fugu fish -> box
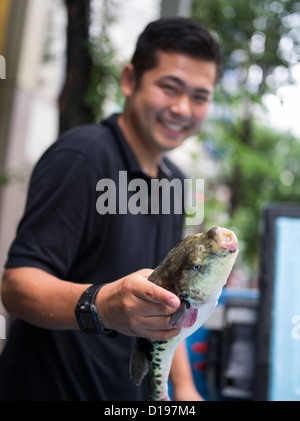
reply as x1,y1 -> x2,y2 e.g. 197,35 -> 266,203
129,226 -> 239,401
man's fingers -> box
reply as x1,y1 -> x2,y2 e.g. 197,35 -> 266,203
145,327 -> 181,342
140,269 -> 153,280
98,269 -> 182,339
131,271 -> 181,310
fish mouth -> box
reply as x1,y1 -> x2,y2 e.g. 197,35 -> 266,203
210,227 -> 239,252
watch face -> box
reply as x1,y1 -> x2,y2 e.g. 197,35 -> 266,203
81,312 -> 97,330
76,304 -> 103,333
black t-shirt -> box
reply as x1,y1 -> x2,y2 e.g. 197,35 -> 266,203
0,114 -> 184,401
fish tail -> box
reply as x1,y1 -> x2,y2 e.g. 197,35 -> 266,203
146,363 -> 170,401
146,340 -> 175,401
130,338 -> 176,401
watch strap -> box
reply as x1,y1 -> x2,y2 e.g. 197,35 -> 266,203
82,283 -> 106,306
75,283 -> 117,336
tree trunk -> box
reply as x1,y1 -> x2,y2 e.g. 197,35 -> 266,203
59,0 -> 93,134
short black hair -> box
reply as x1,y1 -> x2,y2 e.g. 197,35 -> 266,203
131,17 -> 223,85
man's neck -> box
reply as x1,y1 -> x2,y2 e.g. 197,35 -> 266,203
117,113 -> 162,178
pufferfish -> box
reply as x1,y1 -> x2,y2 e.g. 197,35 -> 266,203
129,227 -> 239,401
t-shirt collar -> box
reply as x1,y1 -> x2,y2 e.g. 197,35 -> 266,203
102,113 -> 174,180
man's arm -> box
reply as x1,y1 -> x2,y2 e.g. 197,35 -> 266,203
1,266 -> 181,341
170,341 -> 204,401
1,267 -> 89,330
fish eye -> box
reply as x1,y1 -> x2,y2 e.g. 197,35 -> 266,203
193,264 -> 201,271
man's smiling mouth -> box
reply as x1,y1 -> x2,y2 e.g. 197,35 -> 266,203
159,119 -> 190,133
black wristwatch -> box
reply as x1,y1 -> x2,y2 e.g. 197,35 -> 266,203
75,283 -> 116,336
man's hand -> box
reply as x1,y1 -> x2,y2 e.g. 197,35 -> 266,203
95,269 -> 181,341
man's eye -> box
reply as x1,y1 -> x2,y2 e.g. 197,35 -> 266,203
162,84 -> 178,94
194,95 -> 208,104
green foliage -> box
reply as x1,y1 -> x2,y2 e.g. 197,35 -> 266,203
84,0 -> 123,123
0,166 -> 30,190
192,0 -> 300,77
0,167 -> 10,188
191,0 -> 300,275
202,118 -> 300,265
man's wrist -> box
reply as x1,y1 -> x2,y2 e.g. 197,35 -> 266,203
75,283 -> 117,336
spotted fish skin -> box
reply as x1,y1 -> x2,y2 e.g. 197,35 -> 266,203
129,227 -> 239,401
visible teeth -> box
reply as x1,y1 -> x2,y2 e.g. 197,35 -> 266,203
162,122 -> 185,132
167,123 -> 182,131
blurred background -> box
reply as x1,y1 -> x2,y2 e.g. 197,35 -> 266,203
0,0 -> 300,401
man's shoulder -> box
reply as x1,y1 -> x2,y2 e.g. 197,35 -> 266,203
39,118 -> 120,170
56,122 -> 114,153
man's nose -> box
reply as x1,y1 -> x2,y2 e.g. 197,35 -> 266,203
169,94 -> 193,118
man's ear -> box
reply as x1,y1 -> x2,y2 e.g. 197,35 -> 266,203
120,63 -> 137,97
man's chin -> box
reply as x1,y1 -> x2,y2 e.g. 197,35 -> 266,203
157,136 -> 189,153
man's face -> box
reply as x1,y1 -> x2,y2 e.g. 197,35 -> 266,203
122,51 -> 217,154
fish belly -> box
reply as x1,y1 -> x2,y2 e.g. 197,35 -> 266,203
148,298 -> 219,401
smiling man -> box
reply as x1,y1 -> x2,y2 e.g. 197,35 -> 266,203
119,52 -> 217,177
0,18 -> 222,401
